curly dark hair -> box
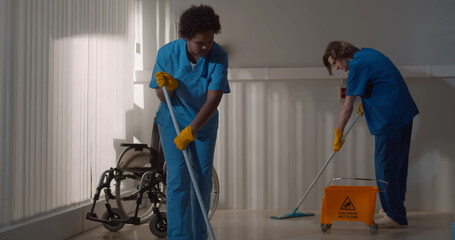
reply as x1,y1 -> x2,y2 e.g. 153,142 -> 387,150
179,5 -> 221,39
323,41 -> 360,75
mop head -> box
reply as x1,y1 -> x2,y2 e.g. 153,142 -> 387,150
270,211 -> 314,219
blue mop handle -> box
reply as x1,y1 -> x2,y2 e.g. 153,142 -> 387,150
162,86 -> 216,240
292,112 -> 361,214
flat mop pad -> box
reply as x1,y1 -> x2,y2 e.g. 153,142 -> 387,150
270,208 -> 315,219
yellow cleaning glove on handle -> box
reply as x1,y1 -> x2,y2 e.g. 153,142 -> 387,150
156,71 -> 179,91
333,128 -> 345,152
357,103 -> 364,116
174,126 -> 196,151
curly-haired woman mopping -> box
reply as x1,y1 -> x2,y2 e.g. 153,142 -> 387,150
149,5 -> 230,240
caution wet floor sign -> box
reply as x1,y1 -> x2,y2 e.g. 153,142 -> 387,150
338,196 -> 359,219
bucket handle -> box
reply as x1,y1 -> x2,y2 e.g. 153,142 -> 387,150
328,177 -> 388,192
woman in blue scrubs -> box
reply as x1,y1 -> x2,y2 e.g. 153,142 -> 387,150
322,41 -> 419,228
149,5 -> 230,239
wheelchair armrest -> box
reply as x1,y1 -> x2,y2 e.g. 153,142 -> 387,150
120,143 -> 148,151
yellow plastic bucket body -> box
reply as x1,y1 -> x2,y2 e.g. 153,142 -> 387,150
321,185 -> 378,226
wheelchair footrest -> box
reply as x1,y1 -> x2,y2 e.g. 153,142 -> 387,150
86,212 -> 98,220
126,217 -> 141,225
86,212 -> 141,225
86,212 -> 111,224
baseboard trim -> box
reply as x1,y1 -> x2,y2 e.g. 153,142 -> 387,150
0,200 -> 107,240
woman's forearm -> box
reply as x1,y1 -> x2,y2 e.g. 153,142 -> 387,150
337,95 -> 356,131
190,90 -> 223,133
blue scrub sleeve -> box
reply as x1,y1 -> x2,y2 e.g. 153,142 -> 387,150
346,62 -> 368,97
149,49 -> 165,89
207,55 -> 230,93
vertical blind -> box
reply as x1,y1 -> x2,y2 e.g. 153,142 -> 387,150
0,0 -> 136,227
214,81 -> 377,210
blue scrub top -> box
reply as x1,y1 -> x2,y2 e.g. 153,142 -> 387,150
150,39 -> 230,136
346,48 -> 419,135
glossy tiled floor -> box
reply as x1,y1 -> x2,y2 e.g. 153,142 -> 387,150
69,210 -> 453,240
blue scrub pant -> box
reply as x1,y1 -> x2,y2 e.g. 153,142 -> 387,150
374,120 -> 413,225
158,125 -> 216,240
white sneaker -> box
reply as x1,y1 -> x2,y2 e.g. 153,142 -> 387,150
375,215 -> 406,228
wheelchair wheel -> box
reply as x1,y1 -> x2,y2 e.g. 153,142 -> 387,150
209,167 -> 220,219
115,147 -> 160,224
102,208 -> 126,232
149,212 -> 167,238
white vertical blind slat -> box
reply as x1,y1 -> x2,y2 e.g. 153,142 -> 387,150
87,0 -> 96,198
74,0 -> 80,203
42,0 -> 49,209
51,0 -> 59,210
36,0 -> 43,215
62,0 -> 68,207
32,0 -> 39,216
0,0 -> 15,227
0,0 -> 6,225
56,0 -> 62,208
0,0 -> 5,225
14,0 -> 25,220
25,0 -> 33,218
84,0 -> 88,201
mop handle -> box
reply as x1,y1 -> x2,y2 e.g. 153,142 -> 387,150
162,86 -> 216,240
292,113 -> 361,214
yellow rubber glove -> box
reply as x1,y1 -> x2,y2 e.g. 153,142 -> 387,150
357,103 -> 364,116
155,71 -> 179,91
333,128 -> 345,152
174,126 -> 196,151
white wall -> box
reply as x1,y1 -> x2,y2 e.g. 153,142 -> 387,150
142,0 -> 455,68
138,0 -> 455,211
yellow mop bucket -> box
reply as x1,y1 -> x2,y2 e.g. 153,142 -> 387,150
320,178 -> 387,234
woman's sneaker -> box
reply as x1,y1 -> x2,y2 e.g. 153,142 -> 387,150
375,215 -> 406,228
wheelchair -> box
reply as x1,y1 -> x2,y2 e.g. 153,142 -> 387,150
86,122 -> 220,238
